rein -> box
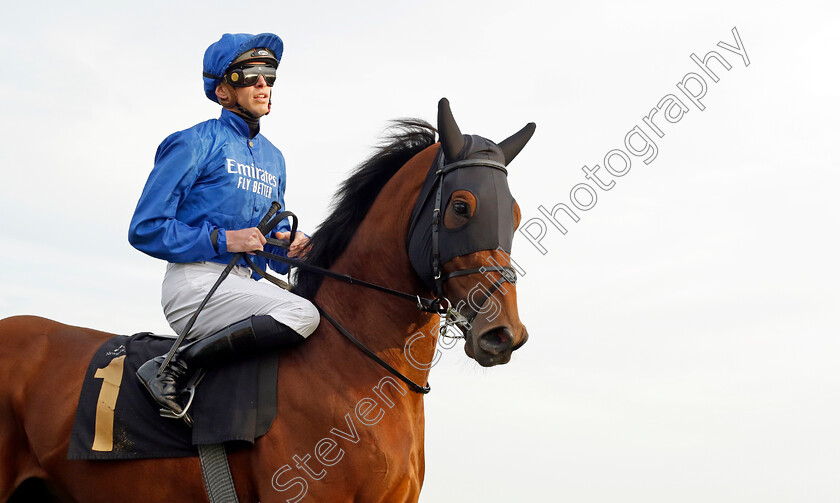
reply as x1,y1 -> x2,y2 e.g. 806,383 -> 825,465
247,246 -> 514,394
252,245 -> 445,314
246,250 -> 437,394
158,202 -> 290,375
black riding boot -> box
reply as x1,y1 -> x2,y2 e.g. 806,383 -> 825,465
136,315 -> 304,415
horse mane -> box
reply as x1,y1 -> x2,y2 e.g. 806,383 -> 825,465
292,119 -> 437,300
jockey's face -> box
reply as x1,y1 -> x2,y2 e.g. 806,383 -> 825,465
233,74 -> 272,118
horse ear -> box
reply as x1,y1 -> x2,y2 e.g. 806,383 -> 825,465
498,122 -> 537,165
438,98 -> 465,160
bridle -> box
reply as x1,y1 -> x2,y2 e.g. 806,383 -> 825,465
248,150 -> 520,394
413,154 -> 519,337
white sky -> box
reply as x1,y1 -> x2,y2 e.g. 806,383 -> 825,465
1,1 -> 838,501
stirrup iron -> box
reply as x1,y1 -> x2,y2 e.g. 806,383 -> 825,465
158,369 -> 206,424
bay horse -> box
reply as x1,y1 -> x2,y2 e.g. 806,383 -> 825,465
0,98 -> 534,502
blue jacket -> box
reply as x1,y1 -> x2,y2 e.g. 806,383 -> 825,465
129,108 -> 293,277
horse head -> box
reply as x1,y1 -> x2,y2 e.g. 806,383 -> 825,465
407,98 -> 535,367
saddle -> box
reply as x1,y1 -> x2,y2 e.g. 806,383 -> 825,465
68,332 -> 278,460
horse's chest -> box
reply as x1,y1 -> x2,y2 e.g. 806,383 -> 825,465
252,402 -> 424,502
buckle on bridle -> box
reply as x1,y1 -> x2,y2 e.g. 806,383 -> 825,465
436,297 -> 450,313
500,266 -> 517,284
416,295 -> 449,314
440,303 -> 470,340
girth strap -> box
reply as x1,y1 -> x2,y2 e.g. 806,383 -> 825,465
198,443 -> 240,503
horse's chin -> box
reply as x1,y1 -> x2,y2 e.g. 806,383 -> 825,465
464,327 -> 515,367
470,350 -> 512,367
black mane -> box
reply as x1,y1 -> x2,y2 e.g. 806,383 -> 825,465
292,119 -> 437,300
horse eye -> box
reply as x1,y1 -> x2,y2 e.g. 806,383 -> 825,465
453,201 -> 470,216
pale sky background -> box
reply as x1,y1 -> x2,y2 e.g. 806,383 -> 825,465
1,1 -> 838,501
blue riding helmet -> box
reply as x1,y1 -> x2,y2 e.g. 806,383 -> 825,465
203,33 -> 284,103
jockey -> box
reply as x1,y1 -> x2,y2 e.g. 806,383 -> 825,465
128,33 -> 320,415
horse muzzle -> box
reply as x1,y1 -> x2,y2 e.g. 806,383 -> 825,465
464,323 -> 528,367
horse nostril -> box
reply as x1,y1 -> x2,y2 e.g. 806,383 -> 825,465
478,327 -> 513,355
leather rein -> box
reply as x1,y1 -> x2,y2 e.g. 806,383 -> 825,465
247,155 -> 519,394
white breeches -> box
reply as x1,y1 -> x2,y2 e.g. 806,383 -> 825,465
161,261 -> 320,340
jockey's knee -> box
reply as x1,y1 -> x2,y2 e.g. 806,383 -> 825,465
267,298 -> 320,338
295,300 -> 320,338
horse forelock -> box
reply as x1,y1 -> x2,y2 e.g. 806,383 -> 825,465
292,120 -> 437,299
454,134 -> 506,164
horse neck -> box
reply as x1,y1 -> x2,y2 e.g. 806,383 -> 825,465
312,145 -> 440,392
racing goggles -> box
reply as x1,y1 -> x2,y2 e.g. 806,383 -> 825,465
224,64 -> 277,87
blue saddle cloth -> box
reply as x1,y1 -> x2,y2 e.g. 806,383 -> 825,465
68,332 -> 278,460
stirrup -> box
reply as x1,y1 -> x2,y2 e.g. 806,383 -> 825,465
158,368 -> 206,426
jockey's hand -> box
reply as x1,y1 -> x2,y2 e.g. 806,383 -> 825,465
276,231 -> 311,258
225,228 -> 267,254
